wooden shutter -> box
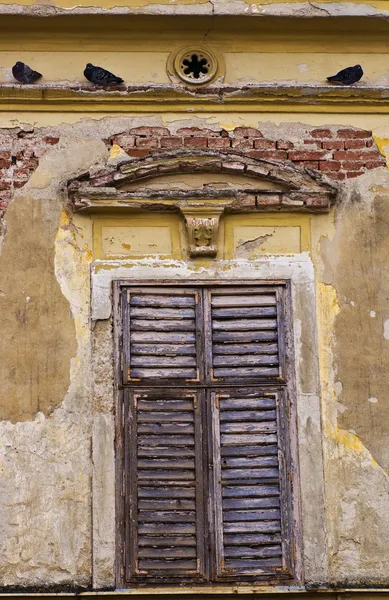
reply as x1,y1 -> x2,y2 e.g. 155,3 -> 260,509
125,389 -> 207,583
123,288 -> 202,384
210,388 -> 292,580
205,288 -> 284,384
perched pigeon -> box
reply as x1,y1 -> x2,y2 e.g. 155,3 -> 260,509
12,61 -> 42,84
83,63 -> 124,86
327,64 -> 363,85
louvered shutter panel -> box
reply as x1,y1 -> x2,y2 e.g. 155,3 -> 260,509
125,389 -> 207,583
210,388 -> 292,580
206,289 -> 284,384
123,288 -> 202,384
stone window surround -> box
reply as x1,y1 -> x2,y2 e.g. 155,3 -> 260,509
91,255 -> 327,590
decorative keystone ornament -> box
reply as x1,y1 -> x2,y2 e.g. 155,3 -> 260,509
181,206 -> 225,258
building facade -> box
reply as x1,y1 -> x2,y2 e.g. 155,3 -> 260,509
0,4 -> 389,598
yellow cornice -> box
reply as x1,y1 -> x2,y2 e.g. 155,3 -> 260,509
2,83 -> 389,113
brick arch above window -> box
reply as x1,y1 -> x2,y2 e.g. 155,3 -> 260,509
68,148 -> 338,214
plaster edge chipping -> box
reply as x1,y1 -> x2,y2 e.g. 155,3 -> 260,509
0,0 -> 387,18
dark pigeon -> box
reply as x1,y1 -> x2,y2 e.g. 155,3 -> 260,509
83,63 -> 124,86
327,64 -> 363,85
12,61 -> 42,84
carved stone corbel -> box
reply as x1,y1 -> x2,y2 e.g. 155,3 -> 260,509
180,205 -> 225,258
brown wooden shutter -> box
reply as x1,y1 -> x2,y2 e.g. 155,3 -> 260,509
210,388 -> 293,581
205,288 -> 284,384
123,288 -> 202,384
125,389 -> 207,583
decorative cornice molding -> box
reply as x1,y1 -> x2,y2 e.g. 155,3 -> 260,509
2,83 -> 389,112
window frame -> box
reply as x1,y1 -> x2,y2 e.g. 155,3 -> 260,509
113,279 -> 301,589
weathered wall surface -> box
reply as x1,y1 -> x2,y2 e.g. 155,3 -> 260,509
0,116 -> 389,590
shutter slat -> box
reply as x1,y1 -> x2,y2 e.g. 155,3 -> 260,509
130,295 -> 195,307
223,557 -> 282,570
126,390 -> 206,583
221,444 -> 278,456
224,545 -> 282,558
213,355 -> 278,367
130,307 -> 195,319
138,536 -> 196,547
132,368 -> 197,379
212,307 -> 277,318
132,344 -> 196,356
139,559 -> 198,570
212,319 -> 277,331
213,331 -> 278,343
223,497 -> 280,509
139,547 -> 197,558
132,319 -> 195,332
219,398 -> 276,410
131,331 -> 196,343
214,367 -> 279,378
222,484 -> 279,498
211,295 -> 276,307
138,486 -> 195,498
131,356 -> 197,367
213,343 -> 278,355
212,389 -> 289,580
220,410 -> 277,422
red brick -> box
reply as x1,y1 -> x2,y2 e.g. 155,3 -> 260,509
248,150 -> 288,161
231,139 -> 254,150
111,134 -> 135,148
333,151 -> 375,161
130,126 -> 170,136
0,180 -> 11,190
306,197 -> 330,208
43,136 -> 59,145
344,140 -> 367,150
346,171 -> 365,178
176,127 -> 220,137
135,137 -> 159,149
340,161 -> 365,171
184,137 -> 207,148
365,160 -> 387,169
234,127 -> 263,138
327,172 -> 346,181
277,140 -> 294,150
337,128 -> 372,139
207,138 -> 231,149
221,129 -> 230,138
289,151 -> 327,161
304,140 -> 323,148
319,161 -> 341,171
125,149 -> 151,158
311,129 -> 333,139
160,137 -> 182,149
20,159 -> 39,169
256,196 -> 281,206
14,180 -> 27,188
0,159 -> 10,169
13,168 -> 30,178
322,141 -> 344,150
366,140 -> 374,148
294,161 -> 319,169
0,151 -> 11,160
253,139 -> 276,150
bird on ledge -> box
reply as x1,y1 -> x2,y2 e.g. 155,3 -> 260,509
327,64 -> 363,85
12,62 -> 42,84
83,63 -> 124,86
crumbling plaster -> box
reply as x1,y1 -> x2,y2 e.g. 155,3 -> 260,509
0,117 -> 389,588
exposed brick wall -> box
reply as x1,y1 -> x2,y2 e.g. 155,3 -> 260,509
0,125 -> 385,218
108,125 -> 386,183
0,130 -> 59,214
